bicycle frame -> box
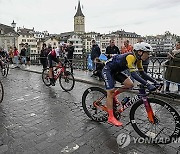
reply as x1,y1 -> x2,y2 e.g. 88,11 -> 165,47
95,87 -> 156,124
53,65 -> 65,80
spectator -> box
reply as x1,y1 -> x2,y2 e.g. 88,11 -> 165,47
8,46 -> 14,65
20,45 -> 27,66
121,40 -> 134,81
13,47 -> 19,68
66,41 -> 74,73
40,43 -> 48,69
105,39 -> 120,59
25,43 -> 31,69
165,41 -> 180,92
90,40 -> 101,71
121,40 -> 133,54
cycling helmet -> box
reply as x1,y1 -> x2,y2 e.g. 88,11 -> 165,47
133,42 -> 153,52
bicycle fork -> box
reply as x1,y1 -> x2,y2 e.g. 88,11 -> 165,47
142,97 -> 155,124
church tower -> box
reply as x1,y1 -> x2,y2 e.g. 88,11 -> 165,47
74,1 -> 85,34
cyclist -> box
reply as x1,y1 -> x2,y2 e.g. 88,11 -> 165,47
0,47 -> 9,69
48,45 -> 61,86
102,42 -> 159,126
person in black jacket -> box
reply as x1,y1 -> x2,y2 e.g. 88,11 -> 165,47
20,45 -> 26,65
40,43 -> 48,69
105,39 -> 120,59
90,40 -> 101,71
66,41 -> 74,73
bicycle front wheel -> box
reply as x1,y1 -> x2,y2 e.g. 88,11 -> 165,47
1,64 -> 8,77
0,80 -> 4,103
82,87 -> 108,122
59,71 -> 75,91
42,68 -> 51,86
130,98 -> 180,144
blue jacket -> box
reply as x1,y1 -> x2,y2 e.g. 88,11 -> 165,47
91,44 -> 101,61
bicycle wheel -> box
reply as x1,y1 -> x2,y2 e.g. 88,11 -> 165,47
65,62 -> 73,74
42,68 -> 51,86
59,71 -> 75,91
3,63 -> 9,77
82,87 -> 108,122
0,80 -> 4,103
130,98 -> 180,144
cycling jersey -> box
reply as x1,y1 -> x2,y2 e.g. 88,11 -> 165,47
49,48 -> 60,58
105,52 -> 144,73
102,52 -> 148,90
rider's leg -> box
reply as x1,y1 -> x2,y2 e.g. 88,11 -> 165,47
107,89 -> 123,126
102,67 -> 123,126
113,72 -> 133,103
49,68 -> 55,86
114,78 -> 134,102
48,55 -> 55,86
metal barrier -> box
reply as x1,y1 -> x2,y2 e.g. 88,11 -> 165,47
30,54 -> 168,80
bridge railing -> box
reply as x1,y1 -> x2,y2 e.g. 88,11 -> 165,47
30,54 -> 167,80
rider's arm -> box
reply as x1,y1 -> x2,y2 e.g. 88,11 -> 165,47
136,60 -> 158,84
126,55 -> 148,85
139,71 -> 157,84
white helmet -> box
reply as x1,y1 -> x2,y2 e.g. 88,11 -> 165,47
133,42 -> 153,52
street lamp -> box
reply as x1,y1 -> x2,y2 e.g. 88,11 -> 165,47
11,20 -> 16,47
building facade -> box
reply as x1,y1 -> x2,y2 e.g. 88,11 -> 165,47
145,31 -> 178,56
17,27 -> 38,54
74,1 -> 85,34
0,23 -> 18,50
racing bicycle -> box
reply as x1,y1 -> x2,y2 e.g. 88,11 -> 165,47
82,85 -> 180,144
42,62 -> 75,92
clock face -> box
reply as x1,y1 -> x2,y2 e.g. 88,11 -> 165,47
75,18 -> 84,24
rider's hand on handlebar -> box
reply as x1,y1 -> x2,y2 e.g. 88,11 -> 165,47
146,83 -> 156,91
154,82 -> 164,91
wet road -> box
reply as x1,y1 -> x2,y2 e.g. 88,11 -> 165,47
0,69 -> 180,154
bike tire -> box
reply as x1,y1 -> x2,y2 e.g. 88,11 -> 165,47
130,98 -> 180,144
42,68 -> 51,86
59,71 -> 75,91
82,87 -> 108,122
4,63 -> 9,77
0,80 -> 4,103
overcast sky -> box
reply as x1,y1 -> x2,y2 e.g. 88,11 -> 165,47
0,0 -> 180,36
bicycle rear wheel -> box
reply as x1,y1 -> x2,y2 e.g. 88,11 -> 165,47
130,98 -> 180,144
0,80 -> 4,103
82,87 -> 108,122
42,68 -> 51,86
59,71 -> 75,91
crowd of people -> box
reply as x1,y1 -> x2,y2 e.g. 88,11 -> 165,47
0,43 -> 31,69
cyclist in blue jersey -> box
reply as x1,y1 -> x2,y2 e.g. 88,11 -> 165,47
102,42 -> 159,126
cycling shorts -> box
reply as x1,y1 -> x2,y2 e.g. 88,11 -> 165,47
48,54 -> 59,68
102,66 -> 128,90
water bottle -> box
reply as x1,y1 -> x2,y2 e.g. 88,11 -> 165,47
121,97 -> 130,105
